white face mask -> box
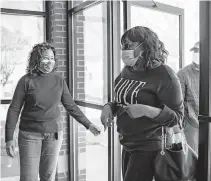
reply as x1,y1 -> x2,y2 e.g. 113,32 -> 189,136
192,52 -> 199,65
121,43 -> 143,67
121,56 -> 139,67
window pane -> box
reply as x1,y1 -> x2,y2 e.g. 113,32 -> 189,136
0,14 -> 44,99
155,0 -> 199,66
130,6 -> 180,72
74,107 -> 108,181
183,0 -> 199,66
0,104 -> 20,181
1,0 -> 44,11
72,3 -> 108,105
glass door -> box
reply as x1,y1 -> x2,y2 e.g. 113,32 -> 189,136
120,1 -> 184,180
68,1 -> 114,181
124,1 -> 184,72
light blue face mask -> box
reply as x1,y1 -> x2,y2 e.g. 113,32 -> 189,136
121,42 -> 144,67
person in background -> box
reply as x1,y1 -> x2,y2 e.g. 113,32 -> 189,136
100,26 -> 184,181
5,42 -> 100,181
177,41 -> 200,154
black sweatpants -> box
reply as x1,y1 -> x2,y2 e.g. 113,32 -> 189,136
122,148 -> 158,181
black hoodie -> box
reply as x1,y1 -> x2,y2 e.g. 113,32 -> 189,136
114,64 -> 184,151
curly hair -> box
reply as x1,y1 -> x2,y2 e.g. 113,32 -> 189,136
121,26 -> 169,69
26,42 -> 58,75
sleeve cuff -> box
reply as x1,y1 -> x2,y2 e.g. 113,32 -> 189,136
152,105 -> 174,123
103,102 -> 114,109
104,102 -> 117,116
83,120 -> 92,130
5,129 -> 14,142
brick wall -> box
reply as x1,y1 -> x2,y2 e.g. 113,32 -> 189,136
73,9 -> 87,181
72,1 -> 88,180
49,1 -> 87,181
49,1 -> 69,181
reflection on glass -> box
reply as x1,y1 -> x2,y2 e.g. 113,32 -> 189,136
1,0 -> 44,11
75,106 -> 108,181
0,14 -> 44,99
129,6 -> 180,72
0,104 -> 20,181
73,3 -> 108,105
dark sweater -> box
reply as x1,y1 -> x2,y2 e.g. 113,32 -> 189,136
5,72 -> 92,142
114,64 -> 184,151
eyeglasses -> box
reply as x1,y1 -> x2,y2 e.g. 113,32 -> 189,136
121,42 -> 144,59
121,42 -> 141,50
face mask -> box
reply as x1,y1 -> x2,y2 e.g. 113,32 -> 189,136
121,43 -> 143,67
121,56 -> 139,67
192,52 -> 199,65
38,60 -> 55,74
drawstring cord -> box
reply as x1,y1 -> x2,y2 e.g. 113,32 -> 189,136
160,126 -> 165,155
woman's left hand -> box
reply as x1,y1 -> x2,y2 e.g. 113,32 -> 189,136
88,124 -> 101,136
123,104 -> 148,119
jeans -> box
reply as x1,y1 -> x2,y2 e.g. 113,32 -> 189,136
18,130 -> 63,181
122,148 -> 158,181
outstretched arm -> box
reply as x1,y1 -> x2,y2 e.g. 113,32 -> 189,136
61,79 -> 92,129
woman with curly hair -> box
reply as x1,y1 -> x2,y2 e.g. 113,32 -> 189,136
101,26 -> 184,181
5,42 -> 100,181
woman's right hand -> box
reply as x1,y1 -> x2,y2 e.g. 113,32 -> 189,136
6,140 -> 15,158
100,104 -> 114,131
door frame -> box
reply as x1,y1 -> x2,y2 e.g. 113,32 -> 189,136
123,1 -> 184,69
197,1 -> 211,180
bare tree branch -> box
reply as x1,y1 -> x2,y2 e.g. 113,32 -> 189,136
0,27 -> 29,87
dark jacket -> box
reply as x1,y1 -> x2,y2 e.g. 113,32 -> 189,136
113,64 -> 184,151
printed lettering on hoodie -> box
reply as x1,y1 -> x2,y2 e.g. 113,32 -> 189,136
114,78 -> 146,105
